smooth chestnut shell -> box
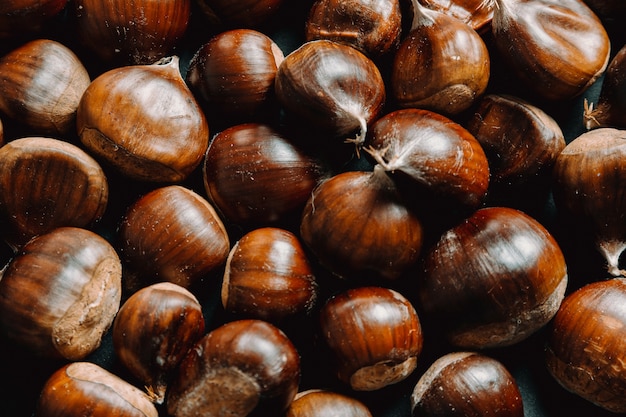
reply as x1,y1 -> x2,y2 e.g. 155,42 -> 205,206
0,227 -> 122,360
35,362 -> 158,417
411,352 -> 524,417
167,319 -> 301,417
0,39 -> 91,135
112,282 -> 205,403
77,56 -> 209,183
286,390 -> 373,417
74,0 -> 191,65
118,185 -> 230,290
491,0 -> 610,101
546,278 -> 626,413
300,166 -> 424,281
417,206 -> 568,349
319,286 -> 423,391
0,137 -> 108,248
222,227 -> 318,322
304,0 -> 403,60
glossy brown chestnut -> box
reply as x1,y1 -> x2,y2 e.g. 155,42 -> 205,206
300,165 -> 424,281
77,56 -> 209,183
222,227 -> 318,322
0,39 -> 91,135
304,0 -> 403,60
286,389 -> 373,417
0,227 -> 122,360
35,362 -> 158,417
118,185 -> 230,290
0,0 -> 68,39
491,0 -> 610,101
418,0 -> 495,34
319,286 -> 423,391
546,277 -> 626,413
411,351 -> 524,417
365,108 -> 490,209
552,128 -> 626,277
0,136 -> 108,249
417,206 -> 568,349
74,0 -> 191,65
186,29 -> 284,121
274,39 -> 386,147
193,0 -> 286,29
166,319 -> 301,417
391,0 -> 490,115
202,122 -> 327,226
112,282 -> 205,403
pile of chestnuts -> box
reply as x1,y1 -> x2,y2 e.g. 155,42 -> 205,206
0,0 -> 626,416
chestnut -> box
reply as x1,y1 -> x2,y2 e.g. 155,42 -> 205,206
35,361 -> 158,417
0,227 -> 122,360
0,39 -> 91,135
0,0 -> 68,39
411,352 -> 524,417
166,319 -> 301,417
118,185 -> 230,291
286,389 -> 373,417
546,277 -> 626,413
319,286 -> 423,391
418,0 -> 495,34
193,0 -> 286,29
0,136 -> 108,249
222,227 -> 318,322
417,206 -> 568,349
112,282 -> 205,404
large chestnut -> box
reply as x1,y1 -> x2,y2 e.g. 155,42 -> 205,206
286,390 -> 373,417
0,39 -> 91,135
0,227 -> 122,360
417,206 -> 568,349
166,319 -> 301,417
319,286 -> 423,391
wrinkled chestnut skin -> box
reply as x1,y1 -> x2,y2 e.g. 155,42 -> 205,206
222,227 -> 318,322
411,352 -> 524,417
0,137 -> 108,249
418,206 -> 568,349
304,0 -> 403,60
167,319 -> 301,417
319,286 -> 423,391
118,185 -> 230,290
546,278 -> 626,413
287,390 -> 373,417
0,0 -> 68,39
35,362 -> 158,417
418,0 -> 495,34
112,282 -> 205,403
0,39 -> 91,135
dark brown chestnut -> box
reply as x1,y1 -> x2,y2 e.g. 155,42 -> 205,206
166,319 -> 301,417
418,0 -> 495,34
300,166 -> 424,281
0,136 -> 108,249
391,0 -> 490,115
0,0 -> 68,39
74,0 -> 191,65
35,362 -> 158,417
222,227 -> 318,322
77,56 -> 209,183
286,389 -> 373,417
112,282 -> 205,404
202,122 -> 328,226
491,0 -> 610,101
0,227 -> 122,360
304,0 -> 403,60
0,39 -> 91,135
411,352 -> 524,417
546,277 -> 626,413
193,0 -> 286,29
417,206 -> 568,349
319,286 -> 423,390
118,185 -> 230,291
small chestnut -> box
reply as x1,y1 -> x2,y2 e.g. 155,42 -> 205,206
286,389 -> 373,417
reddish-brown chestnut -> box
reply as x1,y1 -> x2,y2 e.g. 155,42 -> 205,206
411,352 -> 524,417
319,286 -> 423,390
286,389 -> 373,417
417,206 -> 568,349
0,227 -> 122,360
166,319 -> 301,417
35,362 -> 158,417
222,227 -> 318,322
112,282 -> 205,403
546,278 -> 626,413
118,185 -> 230,290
